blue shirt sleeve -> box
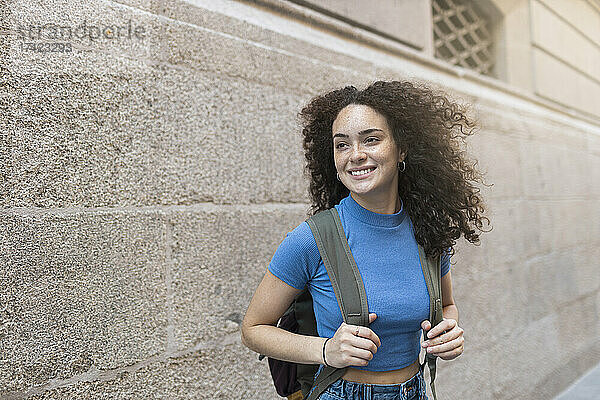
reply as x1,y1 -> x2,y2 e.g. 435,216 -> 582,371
267,221 -> 320,290
441,248 -> 451,277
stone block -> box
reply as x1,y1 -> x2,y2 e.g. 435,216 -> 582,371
450,236 -> 491,281
531,0 -> 599,80
472,103 -> 530,140
597,290 -> 600,344
526,250 -> 599,328
575,247 -> 595,290
555,291 -> 599,348
29,341 -> 280,399
0,210 -> 168,395
516,199 -> 551,258
451,259 -> 529,351
538,0 -> 600,47
467,130 -> 523,201
5,0 -> 370,91
588,154 -> 600,197
531,2 -> 600,76
533,48 -> 600,117
520,199 -> 598,256
166,204 -> 308,351
531,336 -> 600,399
518,137 -> 580,199
488,314 -> 561,400
113,0 -> 380,81
478,198 -> 531,266
3,66 -> 311,208
537,199 -> 588,251
432,344 -> 492,399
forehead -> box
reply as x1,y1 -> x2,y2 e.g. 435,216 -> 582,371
332,104 -> 389,136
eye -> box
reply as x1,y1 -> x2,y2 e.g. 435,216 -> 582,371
334,142 -> 347,149
365,137 -> 379,144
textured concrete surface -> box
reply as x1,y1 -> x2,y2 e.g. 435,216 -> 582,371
0,205 -> 300,399
166,204 -> 306,351
26,341 -> 279,399
2,0 -> 599,399
3,67 -> 311,207
0,210 -> 169,396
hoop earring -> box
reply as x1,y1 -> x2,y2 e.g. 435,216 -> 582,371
336,172 -> 341,181
397,161 -> 406,172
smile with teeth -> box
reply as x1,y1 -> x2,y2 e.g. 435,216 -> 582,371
350,167 -> 375,176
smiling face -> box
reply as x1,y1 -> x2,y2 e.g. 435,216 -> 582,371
332,104 -> 405,210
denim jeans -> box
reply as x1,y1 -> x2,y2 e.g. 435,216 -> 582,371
308,363 -> 428,400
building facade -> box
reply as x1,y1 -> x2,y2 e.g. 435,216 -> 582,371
1,0 -> 599,399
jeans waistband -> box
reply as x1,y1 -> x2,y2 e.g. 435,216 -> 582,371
312,362 -> 424,396
337,370 -> 421,394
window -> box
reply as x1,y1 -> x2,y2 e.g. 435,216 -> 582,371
432,0 -> 495,76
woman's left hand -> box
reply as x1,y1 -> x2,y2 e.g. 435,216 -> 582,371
420,318 -> 464,360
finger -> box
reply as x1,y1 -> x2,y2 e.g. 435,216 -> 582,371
347,355 -> 371,367
421,320 -> 431,331
423,328 -> 460,347
368,313 -> 377,324
351,325 -> 381,348
345,323 -> 365,338
350,336 -> 379,354
426,337 -> 464,355
337,322 -> 348,333
427,318 -> 456,339
348,346 -> 375,362
435,344 -> 464,359
359,328 -> 381,348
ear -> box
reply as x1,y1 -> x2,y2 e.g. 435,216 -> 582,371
398,149 -> 406,162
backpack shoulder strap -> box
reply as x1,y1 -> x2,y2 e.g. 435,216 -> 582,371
307,208 -> 369,326
417,245 -> 443,400
304,208 -> 369,400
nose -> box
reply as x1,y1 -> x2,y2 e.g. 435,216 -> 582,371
349,143 -> 367,162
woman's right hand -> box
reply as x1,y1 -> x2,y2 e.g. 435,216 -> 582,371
323,313 -> 380,368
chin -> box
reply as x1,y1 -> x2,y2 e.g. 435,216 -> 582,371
347,187 -> 376,196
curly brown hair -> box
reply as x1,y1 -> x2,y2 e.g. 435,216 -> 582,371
298,80 -> 491,259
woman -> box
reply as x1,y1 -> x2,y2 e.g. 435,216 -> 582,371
241,80 -> 489,399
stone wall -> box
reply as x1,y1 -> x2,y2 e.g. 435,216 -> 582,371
1,1 -> 599,399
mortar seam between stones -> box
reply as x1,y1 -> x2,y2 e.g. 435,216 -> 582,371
163,212 -> 176,355
0,332 -> 241,399
0,202 -> 309,216
104,0 -> 360,75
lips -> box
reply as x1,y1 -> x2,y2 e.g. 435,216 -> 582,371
348,166 -> 376,179
348,166 -> 376,172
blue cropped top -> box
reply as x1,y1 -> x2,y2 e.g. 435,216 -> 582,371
268,193 -> 450,371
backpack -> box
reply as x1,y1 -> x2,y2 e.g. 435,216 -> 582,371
259,207 -> 444,400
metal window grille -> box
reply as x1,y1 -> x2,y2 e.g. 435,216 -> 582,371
432,0 -> 495,76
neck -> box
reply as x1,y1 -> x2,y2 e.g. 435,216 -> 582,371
350,191 -> 401,215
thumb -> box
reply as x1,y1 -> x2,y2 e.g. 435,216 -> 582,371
421,320 -> 431,331
368,313 -> 377,324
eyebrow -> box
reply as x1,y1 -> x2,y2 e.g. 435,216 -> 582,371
333,128 -> 383,139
